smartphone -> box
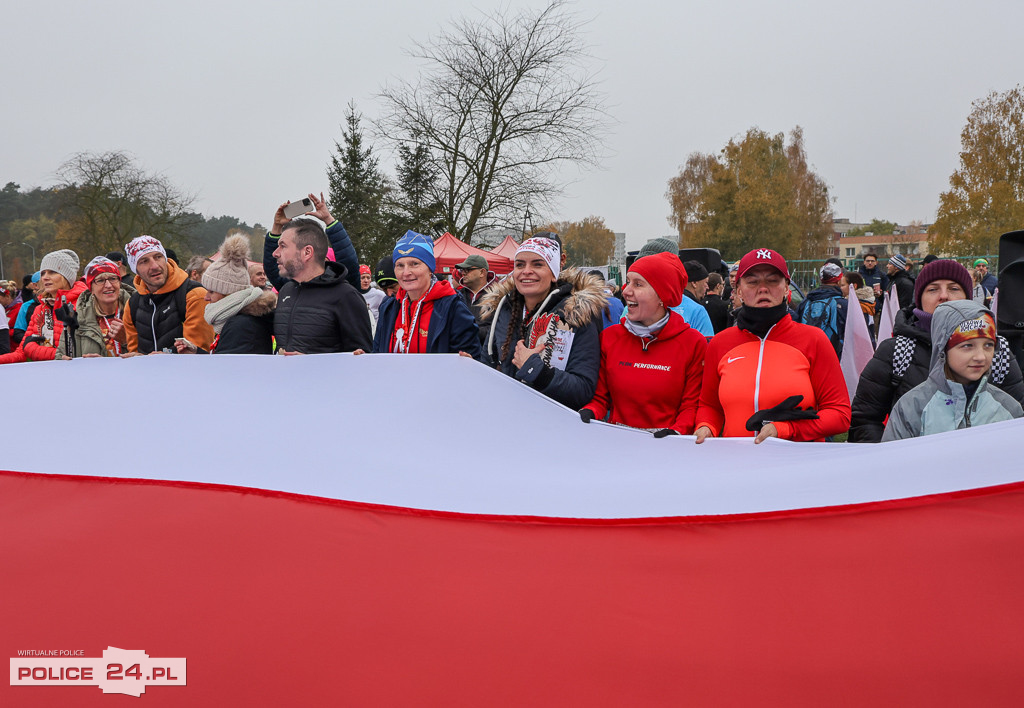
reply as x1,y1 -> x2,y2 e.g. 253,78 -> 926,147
283,197 -> 313,219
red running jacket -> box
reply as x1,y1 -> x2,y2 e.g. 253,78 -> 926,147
695,314 -> 851,440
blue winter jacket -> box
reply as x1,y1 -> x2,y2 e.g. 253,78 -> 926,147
373,286 -> 483,362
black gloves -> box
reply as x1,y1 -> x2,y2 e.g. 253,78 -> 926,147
579,409 -> 596,424
55,303 -> 78,330
745,395 -> 819,432
653,429 -> 678,438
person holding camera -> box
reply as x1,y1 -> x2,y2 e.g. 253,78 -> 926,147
265,194 -> 371,354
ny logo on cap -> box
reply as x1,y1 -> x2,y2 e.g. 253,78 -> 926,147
756,249 -> 773,260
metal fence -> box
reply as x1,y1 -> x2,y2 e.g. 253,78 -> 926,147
787,255 -> 998,294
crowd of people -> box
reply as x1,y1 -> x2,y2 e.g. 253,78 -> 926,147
2,193 -> 1019,442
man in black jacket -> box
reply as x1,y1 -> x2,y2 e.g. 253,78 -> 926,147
886,253 -> 915,310
268,202 -> 371,354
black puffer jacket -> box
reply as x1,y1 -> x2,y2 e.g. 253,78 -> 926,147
850,305 -> 1024,442
479,268 -> 605,410
214,291 -> 277,354
890,269 -> 916,310
273,261 -> 372,354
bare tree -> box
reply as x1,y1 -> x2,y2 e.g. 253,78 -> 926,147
376,0 -> 607,242
55,151 -> 198,257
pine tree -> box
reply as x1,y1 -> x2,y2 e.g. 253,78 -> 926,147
327,102 -> 392,268
389,137 -> 444,237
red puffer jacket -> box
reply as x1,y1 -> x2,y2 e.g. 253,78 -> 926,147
0,280 -> 87,363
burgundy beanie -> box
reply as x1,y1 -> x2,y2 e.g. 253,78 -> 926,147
629,252 -> 688,308
913,259 -> 973,309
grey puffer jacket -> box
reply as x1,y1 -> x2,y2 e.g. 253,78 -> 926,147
882,301 -> 1023,441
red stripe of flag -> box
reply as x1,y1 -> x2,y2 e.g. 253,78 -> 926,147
3,470 -> 1023,706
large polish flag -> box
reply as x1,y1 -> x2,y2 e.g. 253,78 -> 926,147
3,355 -> 1024,706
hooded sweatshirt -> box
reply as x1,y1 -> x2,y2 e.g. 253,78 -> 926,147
882,300 -> 1023,441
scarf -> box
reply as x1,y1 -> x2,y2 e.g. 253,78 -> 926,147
912,308 -> 932,336
735,302 -> 789,338
623,312 -> 670,339
204,287 -> 265,334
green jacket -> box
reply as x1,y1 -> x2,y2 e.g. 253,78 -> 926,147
74,289 -> 131,357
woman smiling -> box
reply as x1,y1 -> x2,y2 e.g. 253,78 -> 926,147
580,252 -> 707,435
480,236 -> 604,409
75,257 -> 130,357
371,231 -> 482,360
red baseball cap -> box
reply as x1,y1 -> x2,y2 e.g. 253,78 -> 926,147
736,248 -> 790,280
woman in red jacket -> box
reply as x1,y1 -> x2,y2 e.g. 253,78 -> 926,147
0,249 -> 86,363
694,248 -> 850,443
580,252 -> 707,436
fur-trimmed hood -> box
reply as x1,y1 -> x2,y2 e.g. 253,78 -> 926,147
240,291 -> 277,317
478,267 -> 608,329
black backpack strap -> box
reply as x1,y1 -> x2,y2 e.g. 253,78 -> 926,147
991,335 -> 1012,385
128,291 -> 141,329
890,335 -> 916,387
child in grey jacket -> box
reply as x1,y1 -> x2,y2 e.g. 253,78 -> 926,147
883,300 -> 1022,441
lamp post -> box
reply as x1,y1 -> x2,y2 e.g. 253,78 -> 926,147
22,242 -> 36,271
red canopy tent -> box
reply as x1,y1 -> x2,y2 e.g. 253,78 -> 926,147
433,232 -> 513,275
491,235 -> 521,260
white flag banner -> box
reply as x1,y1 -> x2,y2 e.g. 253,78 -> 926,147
840,287 -> 875,401
991,287 -> 999,321
877,283 -> 899,343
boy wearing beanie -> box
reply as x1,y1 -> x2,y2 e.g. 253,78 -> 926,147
883,301 -> 1023,440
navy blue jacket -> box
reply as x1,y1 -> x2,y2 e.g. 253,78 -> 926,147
481,270 -> 605,411
373,291 -> 483,361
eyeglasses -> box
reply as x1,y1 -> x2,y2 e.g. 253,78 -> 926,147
92,276 -> 120,285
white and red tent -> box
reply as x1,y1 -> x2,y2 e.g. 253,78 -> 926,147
432,232 -> 513,275
490,234 -> 522,260
3,354 -> 1024,705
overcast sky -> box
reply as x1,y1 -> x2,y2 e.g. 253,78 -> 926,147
2,0 -> 1020,251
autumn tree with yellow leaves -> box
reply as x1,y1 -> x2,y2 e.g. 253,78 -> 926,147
666,127 -> 832,262
930,85 -> 1024,255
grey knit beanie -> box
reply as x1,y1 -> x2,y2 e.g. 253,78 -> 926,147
202,234 -> 252,295
39,249 -> 80,287
638,237 -> 679,258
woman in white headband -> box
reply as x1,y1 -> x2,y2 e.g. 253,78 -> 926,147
479,234 -> 605,409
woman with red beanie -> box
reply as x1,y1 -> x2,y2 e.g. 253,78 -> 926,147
580,252 -> 707,436
850,258 -> 1024,442
694,248 -> 851,443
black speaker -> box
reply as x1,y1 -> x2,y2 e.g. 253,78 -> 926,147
678,248 -> 724,275
997,229 -> 1024,330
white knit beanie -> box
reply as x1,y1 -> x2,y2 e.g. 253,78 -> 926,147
39,249 -> 80,287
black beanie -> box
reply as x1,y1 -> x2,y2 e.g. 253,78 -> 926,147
683,260 -> 709,282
